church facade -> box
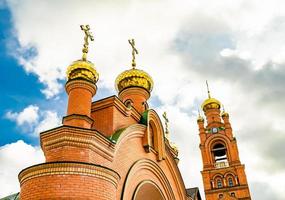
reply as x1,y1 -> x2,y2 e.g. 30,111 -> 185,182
6,26 -> 250,200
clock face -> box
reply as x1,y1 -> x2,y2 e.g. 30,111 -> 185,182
212,127 -> 218,133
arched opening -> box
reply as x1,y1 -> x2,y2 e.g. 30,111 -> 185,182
212,143 -> 229,168
133,181 -> 165,200
124,99 -> 134,109
228,177 -> 234,187
214,176 -> 223,189
149,122 -> 158,152
149,124 -> 154,147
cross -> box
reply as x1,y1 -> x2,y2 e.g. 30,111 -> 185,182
206,80 -> 211,98
162,111 -> 170,139
128,39 -> 138,68
198,108 -> 201,117
80,25 -> 94,61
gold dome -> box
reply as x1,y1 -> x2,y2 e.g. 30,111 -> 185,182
67,60 -> 99,84
197,115 -> 204,122
201,98 -> 221,112
115,68 -> 154,93
221,111 -> 229,117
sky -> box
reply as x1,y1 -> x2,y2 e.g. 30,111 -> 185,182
0,0 -> 285,199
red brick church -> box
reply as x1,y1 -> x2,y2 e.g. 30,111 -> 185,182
3,26 -> 251,200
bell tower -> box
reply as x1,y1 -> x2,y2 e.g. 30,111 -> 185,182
198,82 -> 251,200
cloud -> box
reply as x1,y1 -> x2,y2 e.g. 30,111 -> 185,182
0,140 -> 44,198
5,105 -> 61,137
5,105 -> 39,126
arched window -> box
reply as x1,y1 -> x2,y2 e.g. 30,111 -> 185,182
124,99 -> 133,109
217,178 -> 223,188
228,177 -> 234,187
149,125 -> 154,148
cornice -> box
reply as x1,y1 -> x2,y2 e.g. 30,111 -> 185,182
205,184 -> 249,194
40,125 -> 115,161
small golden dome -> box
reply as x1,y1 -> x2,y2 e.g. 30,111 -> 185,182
201,98 -> 221,112
197,115 -> 204,122
67,60 -> 99,84
115,68 -> 154,93
221,111 -> 229,117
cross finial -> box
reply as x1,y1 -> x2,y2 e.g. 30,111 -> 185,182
198,108 -> 201,117
222,104 -> 225,112
206,80 -> 211,98
128,39 -> 138,69
162,111 -> 170,139
80,25 -> 94,61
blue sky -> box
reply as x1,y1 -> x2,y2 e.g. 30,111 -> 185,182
0,6 -> 42,146
0,0 -> 285,199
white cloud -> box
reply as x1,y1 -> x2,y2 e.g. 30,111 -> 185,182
34,111 -> 60,134
5,105 -> 61,137
3,0 -> 285,199
0,140 -> 44,198
5,105 -> 39,126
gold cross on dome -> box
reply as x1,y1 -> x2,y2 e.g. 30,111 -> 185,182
80,25 -> 94,61
128,39 -> 138,68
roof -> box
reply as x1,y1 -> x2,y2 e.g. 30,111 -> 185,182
0,193 -> 20,200
186,187 -> 202,200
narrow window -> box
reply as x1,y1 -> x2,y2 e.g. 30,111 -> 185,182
228,177 -> 234,187
217,179 -> 223,188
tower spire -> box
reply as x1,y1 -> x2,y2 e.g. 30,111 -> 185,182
128,38 -> 138,69
80,25 -> 94,61
206,80 -> 211,98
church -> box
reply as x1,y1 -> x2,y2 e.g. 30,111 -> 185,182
2,25 -> 251,200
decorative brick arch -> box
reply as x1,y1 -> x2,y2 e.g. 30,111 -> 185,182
120,159 -> 176,200
140,109 -> 166,160
114,124 -> 146,156
205,134 -> 233,163
113,123 -> 186,200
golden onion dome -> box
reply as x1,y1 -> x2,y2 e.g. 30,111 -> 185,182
221,111 -> 229,117
197,115 -> 204,122
66,60 -> 99,84
115,68 -> 154,93
201,97 -> 221,112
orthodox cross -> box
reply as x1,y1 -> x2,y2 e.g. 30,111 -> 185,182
198,108 -> 202,118
162,111 -> 170,139
206,80 -> 211,98
80,25 -> 94,61
128,39 -> 138,69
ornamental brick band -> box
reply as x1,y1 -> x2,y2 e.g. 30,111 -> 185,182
65,79 -> 97,96
19,162 -> 120,187
41,126 -> 115,163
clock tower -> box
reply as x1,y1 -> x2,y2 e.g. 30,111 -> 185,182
197,84 -> 251,200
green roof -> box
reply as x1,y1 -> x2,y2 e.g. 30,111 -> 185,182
109,128 -> 126,143
139,110 -> 149,125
